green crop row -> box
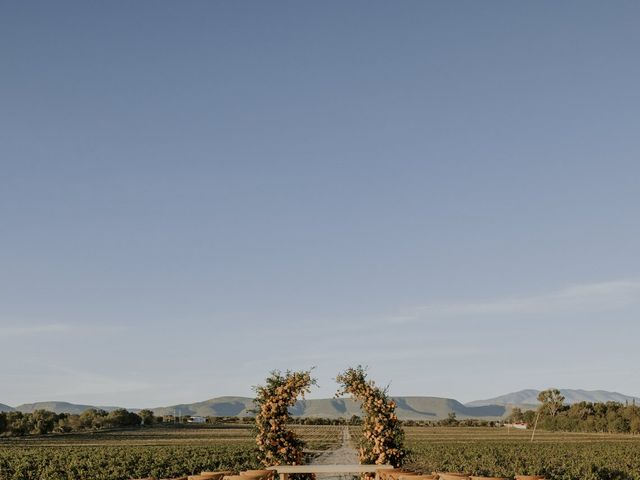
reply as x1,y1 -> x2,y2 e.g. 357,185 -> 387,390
0,444 -> 259,480
2,434 -> 640,480
406,440 -> 640,480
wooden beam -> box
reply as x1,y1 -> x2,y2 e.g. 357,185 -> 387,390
267,465 -> 393,474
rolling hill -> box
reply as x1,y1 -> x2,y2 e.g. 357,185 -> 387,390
3,389 -> 639,420
14,402 -> 124,415
466,389 -> 640,408
152,396 -> 255,418
152,396 -> 507,420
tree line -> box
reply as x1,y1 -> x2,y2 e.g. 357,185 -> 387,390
507,388 -> 640,434
400,413 -> 499,427
0,408 -> 156,436
0,410 -> 364,436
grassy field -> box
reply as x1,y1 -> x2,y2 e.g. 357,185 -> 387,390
1,425 -> 640,480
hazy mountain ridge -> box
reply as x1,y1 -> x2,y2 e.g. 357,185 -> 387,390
152,396 -> 255,418
152,395 -> 508,420
2,396 -> 504,420
3,389 -> 638,419
466,389 -> 640,408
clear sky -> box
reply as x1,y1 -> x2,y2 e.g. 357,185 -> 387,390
1,1 -> 639,408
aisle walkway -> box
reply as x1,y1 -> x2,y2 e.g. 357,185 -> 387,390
310,427 -> 359,480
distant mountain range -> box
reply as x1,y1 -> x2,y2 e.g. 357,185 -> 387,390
151,396 -> 507,420
2,389 -> 638,420
467,389 -> 640,408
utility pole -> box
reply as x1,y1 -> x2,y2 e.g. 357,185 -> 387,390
530,410 -> 541,443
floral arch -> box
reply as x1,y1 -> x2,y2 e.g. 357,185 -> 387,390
254,367 -> 406,469
336,366 -> 406,468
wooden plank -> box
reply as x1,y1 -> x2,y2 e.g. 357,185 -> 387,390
267,465 -> 393,474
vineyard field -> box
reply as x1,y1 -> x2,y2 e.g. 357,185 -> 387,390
405,440 -> 640,480
402,427 -> 640,480
0,425 -> 258,480
0,424 -> 254,447
1,425 -> 640,480
0,444 -> 257,480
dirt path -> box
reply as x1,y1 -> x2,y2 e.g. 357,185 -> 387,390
310,427 -> 359,480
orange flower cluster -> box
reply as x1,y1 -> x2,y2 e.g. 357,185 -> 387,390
336,366 -> 406,469
254,370 -> 317,469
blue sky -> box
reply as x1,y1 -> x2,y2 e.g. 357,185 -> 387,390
1,1 -> 639,408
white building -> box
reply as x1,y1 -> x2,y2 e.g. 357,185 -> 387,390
187,416 -> 207,424
504,422 -> 528,429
